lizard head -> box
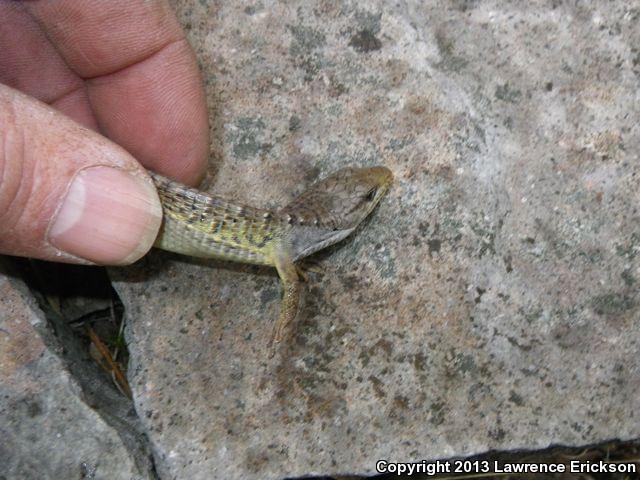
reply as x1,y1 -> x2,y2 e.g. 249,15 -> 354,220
282,166 -> 393,229
281,166 -> 393,259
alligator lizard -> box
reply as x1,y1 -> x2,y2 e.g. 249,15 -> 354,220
150,166 -> 393,354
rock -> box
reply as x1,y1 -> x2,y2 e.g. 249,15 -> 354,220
0,262 -> 154,480
112,1 -> 640,479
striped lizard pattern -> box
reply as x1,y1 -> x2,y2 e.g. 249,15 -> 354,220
150,166 -> 393,354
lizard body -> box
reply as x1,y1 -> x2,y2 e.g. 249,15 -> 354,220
150,166 -> 393,352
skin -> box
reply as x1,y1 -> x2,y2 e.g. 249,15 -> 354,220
0,0 -> 209,264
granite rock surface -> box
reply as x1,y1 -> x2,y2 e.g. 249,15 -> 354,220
112,1 -> 640,479
0,264 -> 154,480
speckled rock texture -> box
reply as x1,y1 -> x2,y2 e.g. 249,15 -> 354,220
112,1 -> 640,479
0,264 -> 153,480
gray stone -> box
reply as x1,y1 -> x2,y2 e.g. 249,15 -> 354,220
113,1 -> 640,479
0,263 -> 154,480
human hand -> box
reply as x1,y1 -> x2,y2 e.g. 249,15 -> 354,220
0,0 -> 209,265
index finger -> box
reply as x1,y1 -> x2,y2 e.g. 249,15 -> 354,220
26,0 -> 209,185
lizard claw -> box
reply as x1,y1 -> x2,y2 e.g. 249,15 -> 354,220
296,260 -> 324,282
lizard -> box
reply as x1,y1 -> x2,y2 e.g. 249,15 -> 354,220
150,165 -> 393,354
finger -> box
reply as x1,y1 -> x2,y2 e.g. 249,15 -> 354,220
26,0 -> 209,185
4,0 -> 209,185
0,84 -> 162,265
0,3 -> 97,129
85,40 -> 209,185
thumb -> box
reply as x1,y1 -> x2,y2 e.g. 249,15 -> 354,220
0,84 -> 162,265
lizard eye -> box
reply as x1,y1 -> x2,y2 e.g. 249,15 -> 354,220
365,187 -> 377,202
